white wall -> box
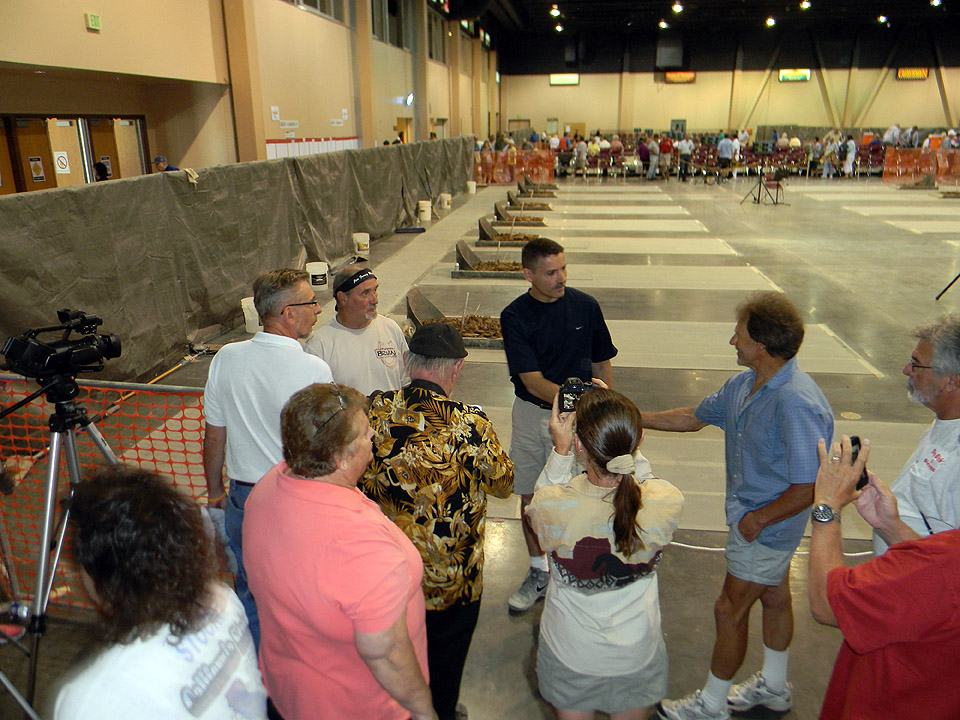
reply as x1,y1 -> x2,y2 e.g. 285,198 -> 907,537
253,0 -> 356,139
371,41 -> 415,143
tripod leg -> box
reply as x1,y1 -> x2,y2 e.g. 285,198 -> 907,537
81,421 -> 119,465
936,272 -> 960,301
24,432 -> 63,706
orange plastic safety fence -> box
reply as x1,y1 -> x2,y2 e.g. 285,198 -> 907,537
0,378 -> 207,612
474,149 -> 555,185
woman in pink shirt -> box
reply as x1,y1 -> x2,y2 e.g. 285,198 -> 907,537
244,383 -> 435,720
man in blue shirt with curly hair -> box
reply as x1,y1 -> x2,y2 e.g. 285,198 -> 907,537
644,291 -> 834,720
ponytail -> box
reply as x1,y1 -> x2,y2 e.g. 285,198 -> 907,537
573,388 -> 646,557
612,474 -> 644,556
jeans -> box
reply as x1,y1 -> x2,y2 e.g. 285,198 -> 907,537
225,479 -> 260,651
647,155 -> 659,179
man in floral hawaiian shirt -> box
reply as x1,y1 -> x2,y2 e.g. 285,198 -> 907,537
362,323 -> 514,720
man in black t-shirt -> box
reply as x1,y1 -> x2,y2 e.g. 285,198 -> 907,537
500,238 -> 618,613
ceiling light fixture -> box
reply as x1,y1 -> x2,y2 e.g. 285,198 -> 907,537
877,14 -> 888,22
766,16 -> 776,26
555,23 -> 564,32
800,0 -> 811,8
672,2 -> 683,13
549,5 -> 560,17
931,0 -> 942,6
659,19 -> 669,28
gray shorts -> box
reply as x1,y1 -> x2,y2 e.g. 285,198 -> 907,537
537,637 -> 668,713
509,397 -> 552,495
725,523 -> 795,586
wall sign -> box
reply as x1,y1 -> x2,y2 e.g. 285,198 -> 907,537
29,157 -> 45,182
897,68 -> 929,80
778,69 -> 811,82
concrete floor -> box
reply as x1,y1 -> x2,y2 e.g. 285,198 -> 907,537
4,171 -> 954,718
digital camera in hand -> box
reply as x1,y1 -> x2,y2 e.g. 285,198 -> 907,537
559,377 -> 593,413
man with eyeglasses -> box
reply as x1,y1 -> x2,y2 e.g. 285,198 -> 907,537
305,265 -> 409,396
203,268 -> 333,649
872,315 -> 960,555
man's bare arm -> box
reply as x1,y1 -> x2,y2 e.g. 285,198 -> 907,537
517,371 -> 560,405
591,360 -> 613,389
202,423 -> 228,509
738,483 -> 815,542
641,407 -> 707,433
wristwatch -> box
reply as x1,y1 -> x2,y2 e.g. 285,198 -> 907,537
811,503 -> 840,523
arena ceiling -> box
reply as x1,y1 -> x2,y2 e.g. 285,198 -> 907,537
473,0 -> 957,37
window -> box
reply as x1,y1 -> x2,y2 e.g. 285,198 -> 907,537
428,9 -> 446,62
280,0 -> 345,23
372,0 -> 410,49
460,28 -> 473,75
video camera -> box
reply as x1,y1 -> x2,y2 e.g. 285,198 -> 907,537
2,309 -> 121,379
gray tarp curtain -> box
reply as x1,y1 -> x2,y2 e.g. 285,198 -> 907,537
0,137 -> 473,380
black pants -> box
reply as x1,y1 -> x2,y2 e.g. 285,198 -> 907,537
679,155 -> 691,180
426,600 -> 482,720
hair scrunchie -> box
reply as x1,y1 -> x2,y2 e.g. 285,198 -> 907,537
605,454 -> 635,475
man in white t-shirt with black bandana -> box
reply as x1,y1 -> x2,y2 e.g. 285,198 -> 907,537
305,265 -> 409,396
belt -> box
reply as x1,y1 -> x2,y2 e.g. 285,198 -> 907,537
523,397 -> 553,411
234,480 -> 256,488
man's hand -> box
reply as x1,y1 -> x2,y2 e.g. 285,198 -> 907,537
852,472 -> 898,529
814,436 -> 870,511
738,511 -> 764,543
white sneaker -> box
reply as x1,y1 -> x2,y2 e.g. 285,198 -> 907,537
657,691 -> 730,720
727,672 -> 792,712
507,567 -> 548,613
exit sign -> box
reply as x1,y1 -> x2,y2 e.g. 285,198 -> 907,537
85,13 -> 102,31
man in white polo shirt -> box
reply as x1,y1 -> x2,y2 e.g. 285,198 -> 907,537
203,268 -> 333,649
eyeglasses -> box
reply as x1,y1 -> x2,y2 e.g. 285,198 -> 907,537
316,385 -> 347,432
910,359 -> 933,371
284,300 -> 319,311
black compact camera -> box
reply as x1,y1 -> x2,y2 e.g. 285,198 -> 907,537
559,377 -> 593,413
850,435 -> 869,490
2,309 -> 121,379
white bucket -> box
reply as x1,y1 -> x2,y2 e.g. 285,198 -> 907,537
439,192 -> 452,208
240,297 -> 262,334
418,200 -> 431,224
466,180 -> 477,194
306,261 -> 328,288
353,232 -> 370,256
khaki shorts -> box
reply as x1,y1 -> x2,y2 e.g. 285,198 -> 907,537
509,398 -> 552,495
725,523 -> 795,586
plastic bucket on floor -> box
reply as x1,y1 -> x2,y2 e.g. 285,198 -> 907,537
466,180 -> 477,194
240,296 -> 262,334
306,261 -> 328,288
439,192 -> 452,209
353,232 -> 370,256
418,200 -> 432,224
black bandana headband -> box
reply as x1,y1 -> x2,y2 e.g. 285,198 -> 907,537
334,268 -> 376,296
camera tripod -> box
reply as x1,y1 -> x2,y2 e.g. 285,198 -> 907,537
0,372 -> 118,717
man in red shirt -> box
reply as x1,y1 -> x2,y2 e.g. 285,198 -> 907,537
809,436 -> 960,720
659,135 -> 674,178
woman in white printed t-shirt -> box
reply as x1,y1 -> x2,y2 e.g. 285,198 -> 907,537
527,386 -> 684,720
